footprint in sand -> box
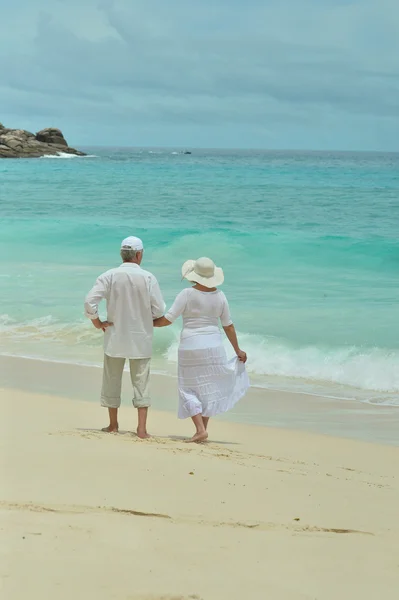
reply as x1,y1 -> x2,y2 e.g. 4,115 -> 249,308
129,595 -> 203,600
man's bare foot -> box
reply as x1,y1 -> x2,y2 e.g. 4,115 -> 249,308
136,429 -> 151,439
101,425 -> 118,433
186,431 -> 208,443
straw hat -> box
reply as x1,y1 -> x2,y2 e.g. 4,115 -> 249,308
181,257 -> 224,288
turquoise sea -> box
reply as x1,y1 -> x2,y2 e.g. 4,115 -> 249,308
1,148 -> 398,406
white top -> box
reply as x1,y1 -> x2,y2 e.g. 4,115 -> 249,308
85,263 -> 165,358
165,287 -> 233,338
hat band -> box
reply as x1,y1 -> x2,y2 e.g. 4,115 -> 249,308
194,269 -> 214,278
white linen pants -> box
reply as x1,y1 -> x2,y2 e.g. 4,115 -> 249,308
101,354 -> 151,409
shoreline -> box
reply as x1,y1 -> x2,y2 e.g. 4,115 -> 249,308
1,314 -> 398,407
2,385 -> 399,599
2,348 -> 399,404
1,354 -> 398,446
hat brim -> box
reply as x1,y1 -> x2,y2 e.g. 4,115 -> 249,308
181,259 -> 224,288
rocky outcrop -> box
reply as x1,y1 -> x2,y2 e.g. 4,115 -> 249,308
0,123 -> 86,158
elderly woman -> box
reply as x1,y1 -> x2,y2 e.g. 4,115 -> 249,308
154,257 -> 249,442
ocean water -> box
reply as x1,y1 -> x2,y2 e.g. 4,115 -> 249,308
1,148 -> 398,406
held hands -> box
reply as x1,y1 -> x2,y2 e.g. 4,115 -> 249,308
236,349 -> 247,363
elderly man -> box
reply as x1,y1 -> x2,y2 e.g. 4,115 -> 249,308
85,236 -> 165,438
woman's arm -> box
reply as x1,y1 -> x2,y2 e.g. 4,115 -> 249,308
153,289 -> 188,328
153,316 -> 172,327
219,293 -> 246,362
223,324 -> 247,363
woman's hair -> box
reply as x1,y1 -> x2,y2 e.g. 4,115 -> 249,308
120,248 -> 137,262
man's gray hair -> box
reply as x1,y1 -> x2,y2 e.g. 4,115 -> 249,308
121,247 -> 138,262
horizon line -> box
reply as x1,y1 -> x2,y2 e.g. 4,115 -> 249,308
77,145 -> 399,154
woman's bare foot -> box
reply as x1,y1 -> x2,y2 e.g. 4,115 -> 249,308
101,424 -> 118,433
186,431 -> 208,443
136,428 -> 151,439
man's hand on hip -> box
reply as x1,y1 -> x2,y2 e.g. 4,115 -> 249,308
91,318 -> 113,332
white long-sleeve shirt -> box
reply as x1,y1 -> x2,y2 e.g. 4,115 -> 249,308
85,263 -> 165,358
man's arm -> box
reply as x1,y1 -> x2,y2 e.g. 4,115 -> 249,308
149,276 -> 166,319
84,275 -> 112,331
153,316 -> 172,327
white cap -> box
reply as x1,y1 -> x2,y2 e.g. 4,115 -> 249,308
121,236 -> 144,251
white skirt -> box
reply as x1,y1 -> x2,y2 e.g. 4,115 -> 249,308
177,331 -> 249,419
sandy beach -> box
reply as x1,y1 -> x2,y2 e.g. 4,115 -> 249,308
2,1 -> 399,598
2,368 -> 399,600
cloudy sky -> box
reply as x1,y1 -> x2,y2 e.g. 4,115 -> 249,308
1,0 -> 398,150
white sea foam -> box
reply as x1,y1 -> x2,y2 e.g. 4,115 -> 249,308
362,396 -> 399,407
40,152 -> 77,159
242,333 -> 399,394
164,329 -> 399,397
0,314 -> 98,344
40,152 -> 98,159
1,315 -> 398,403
